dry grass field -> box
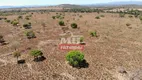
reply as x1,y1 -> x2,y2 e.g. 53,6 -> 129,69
0,11 -> 142,80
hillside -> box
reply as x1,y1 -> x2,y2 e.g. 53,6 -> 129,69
1,1 -> 142,9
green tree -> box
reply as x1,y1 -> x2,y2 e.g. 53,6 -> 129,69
66,51 -> 84,67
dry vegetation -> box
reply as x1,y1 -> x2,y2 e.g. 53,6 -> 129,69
0,8 -> 142,80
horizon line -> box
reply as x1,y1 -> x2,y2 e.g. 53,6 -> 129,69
0,1 -> 142,6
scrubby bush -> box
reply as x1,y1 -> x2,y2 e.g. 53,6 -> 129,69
126,23 -> 131,26
5,20 -> 10,23
28,22 -> 31,25
18,15 -> 23,19
23,23 -> 31,29
119,13 -> 125,17
66,51 -> 84,67
80,37 -> 84,42
100,15 -> 105,17
95,16 -> 100,19
52,16 -> 56,19
4,18 -> 7,20
90,31 -> 97,37
134,14 -> 139,18
79,15 -> 82,18
128,15 -> 133,18
60,16 -> 64,20
62,27 -> 69,33
13,51 -> 21,63
71,23 -> 78,29
25,16 -> 30,20
30,50 -> 43,61
56,15 -> 61,19
0,35 -> 5,44
29,14 -> 32,17
11,20 -> 19,26
139,16 -> 142,22
59,21 -> 65,26
25,31 -> 36,39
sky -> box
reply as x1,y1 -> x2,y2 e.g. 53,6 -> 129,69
0,0 -> 141,6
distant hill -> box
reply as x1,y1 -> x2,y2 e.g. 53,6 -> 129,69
0,6 -> 15,9
0,1 -> 142,9
108,1 -> 142,5
54,4 -> 88,8
84,1 -> 142,7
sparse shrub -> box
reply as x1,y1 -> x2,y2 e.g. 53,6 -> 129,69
60,16 -> 64,20
119,13 -> 125,17
11,20 -> 19,26
52,16 -> 56,19
28,14 -> 32,17
4,18 -> 7,20
71,23 -> 78,29
100,15 -> 105,17
126,23 -> 131,26
0,35 -> 5,44
23,23 -> 31,29
25,16 -> 30,20
11,41 -> 20,51
18,15 -> 23,19
79,15 -> 82,18
90,31 -> 97,37
59,21 -> 65,26
128,15 -> 133,18
59,13 -> 62,15
67,20 -> 69,22
30,50 -> 43,61
62,27 -> 69,33
95,16 -> 100,19
25,31 -> 36,39
73,18 -> 75,20
139,16 -> 142,22
56,15 -> 61,19
66,51 -> 84,67
5,20 -> 10,23
134,14 -> 139,18
28,22 -> 31,25
80,37 -> 84,42
13,51 -> 21,63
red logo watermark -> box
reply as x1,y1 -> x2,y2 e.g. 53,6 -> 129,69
59,44 -> 84,50
59,32 -> 85,51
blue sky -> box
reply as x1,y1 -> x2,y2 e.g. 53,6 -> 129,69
0,0 -> 141,6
